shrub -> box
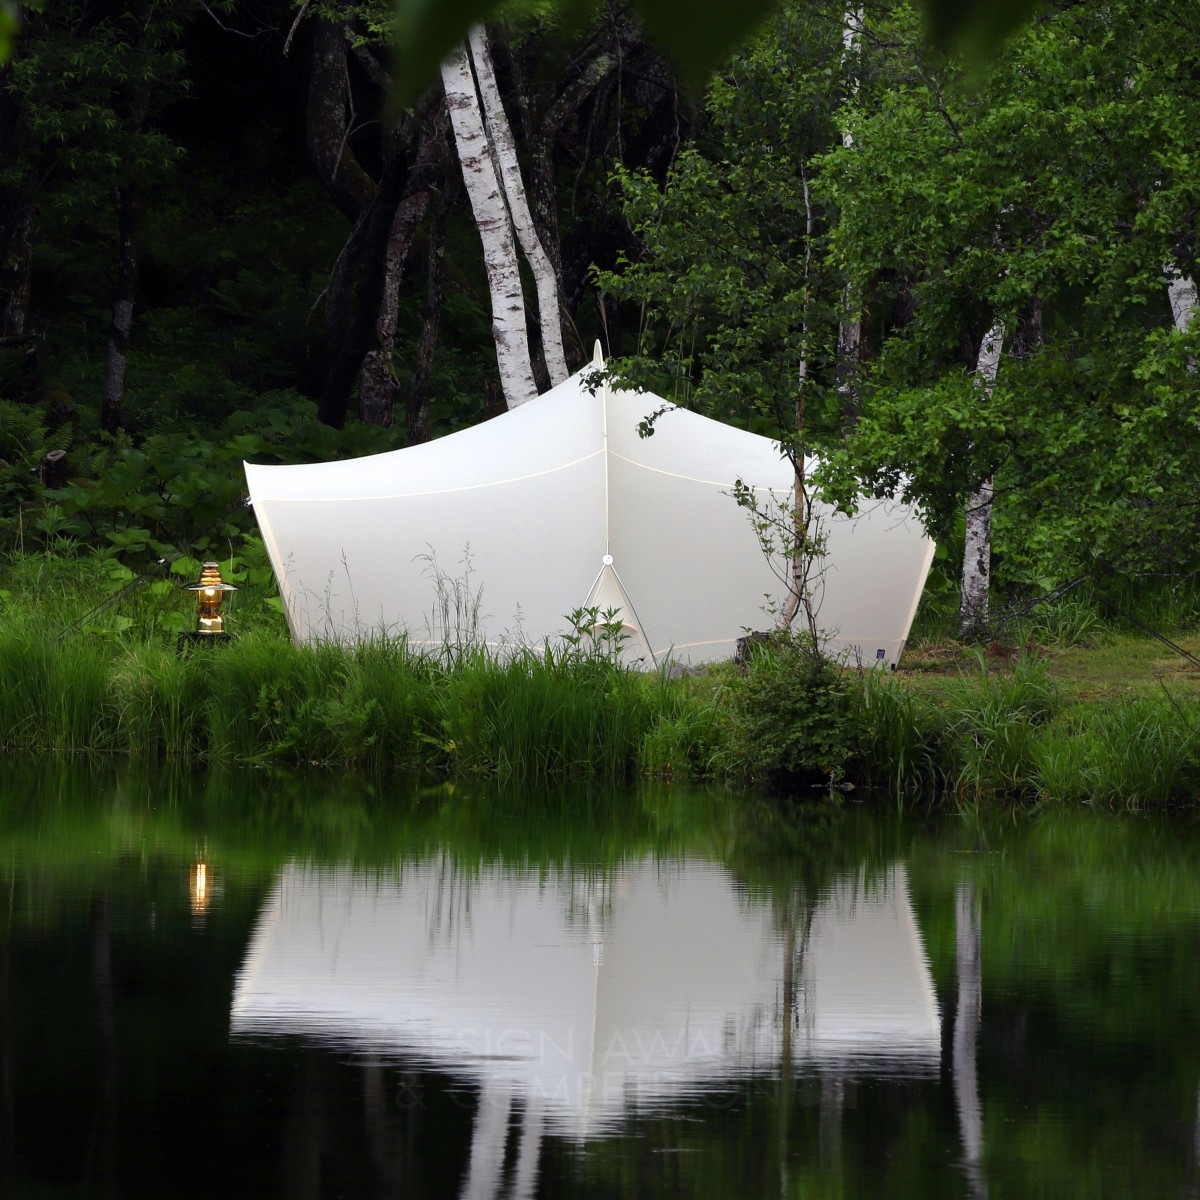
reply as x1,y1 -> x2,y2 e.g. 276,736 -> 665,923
724,633 -> 865,790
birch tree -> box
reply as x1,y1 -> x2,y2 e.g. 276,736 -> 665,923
959,321 -> 1004,638
441,41 -> 538,408
467,25 -> 568,388
954,883 -> 988,1200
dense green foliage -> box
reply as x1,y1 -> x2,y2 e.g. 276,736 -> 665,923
821,0 -> 1200,586
386,0 -> 1045,103
601,0 -> 1200,608
3,1 -> 1200,805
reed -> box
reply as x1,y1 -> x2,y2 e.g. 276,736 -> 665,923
858,670 -> 945,796
1031,695 -> 1200,807
639,673 -> 732,779
0,618 -> 115,753
110,643 -> 209,759
938,652 -> 1058,799
432,646 -> 669,779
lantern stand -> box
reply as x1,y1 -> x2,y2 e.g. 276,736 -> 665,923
177,561 -> 238,654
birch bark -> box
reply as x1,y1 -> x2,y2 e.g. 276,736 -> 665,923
959,321 -> 1005,639
441,44 -> 538,409
468,25 -> 568,387
1166,265 -> 1198,334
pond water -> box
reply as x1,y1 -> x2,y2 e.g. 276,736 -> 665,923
2,762 -> 1199,1199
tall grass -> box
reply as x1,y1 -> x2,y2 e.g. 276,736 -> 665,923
0,616 -> 115,752
5,551 -> 1200,802
0,615 -> 705,780
431,646 -> 686,779
1031,694 -> 1200,806
940,652 -> 1059,799
110,644 -> 209,758
859,670 -> 945,797
856,652 -> 1200,806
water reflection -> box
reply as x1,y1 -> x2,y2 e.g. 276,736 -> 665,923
232,857 -> 940,1189
4,764 -> 1200,1199
954,882 -> 986,1200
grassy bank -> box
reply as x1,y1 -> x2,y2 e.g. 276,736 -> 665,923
2,554 -> 1199,804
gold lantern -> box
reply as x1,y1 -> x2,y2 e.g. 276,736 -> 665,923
185,561 -> 238,635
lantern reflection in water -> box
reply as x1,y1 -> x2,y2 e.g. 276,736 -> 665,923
190,863 -> 211,920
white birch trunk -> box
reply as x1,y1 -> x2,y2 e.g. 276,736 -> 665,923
441,45 -> 538,409
1166,264 -> 1198,334
959,321 -> 1005,639
468,25 -> 568,388
840,6 -> 863,142
510,1098 -> 543,1200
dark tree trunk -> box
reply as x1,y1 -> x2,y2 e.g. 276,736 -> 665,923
41,449 -> 68,488
358,96 -> 448,428
318,147 -> 407,429
304,19 -> 376,219
0,200 -> 35,340
407,208 -> 445,445
101,183 -> 139,435
357,187 -> 430,428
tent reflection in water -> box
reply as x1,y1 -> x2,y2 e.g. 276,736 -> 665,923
244,346 -> 934,666
230,859 -> 941,1152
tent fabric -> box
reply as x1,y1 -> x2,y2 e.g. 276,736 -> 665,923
244,346 -> 934,666
230,859 -> 942,1139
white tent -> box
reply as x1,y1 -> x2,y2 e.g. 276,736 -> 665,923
245,347 -> 934,666
230,858 -> 941,1141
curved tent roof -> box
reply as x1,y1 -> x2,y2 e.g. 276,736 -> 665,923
245,347 -> 934,665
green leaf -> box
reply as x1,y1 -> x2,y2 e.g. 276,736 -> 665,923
391,0 -> 504,104
170,555 -> 203,579
0,3 -> 16,65
390,0 -> 1039,105
634,0 -> 783,90
923,0 -> 1042,62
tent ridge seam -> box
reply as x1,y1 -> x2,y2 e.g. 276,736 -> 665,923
607,451 -> 788,491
